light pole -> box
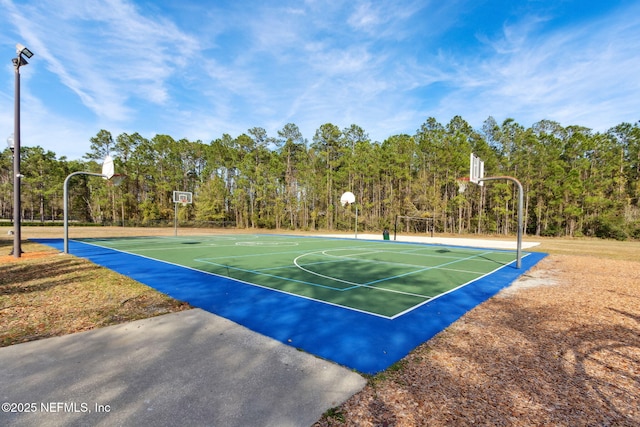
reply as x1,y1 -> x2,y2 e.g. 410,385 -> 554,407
6,135 -> 16,236
10,43 -> 34,258
6,132 -> 26,256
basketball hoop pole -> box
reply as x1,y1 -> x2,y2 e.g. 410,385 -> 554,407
355,204 -> 358,239
63,171 -> 109,254
340,191 -> 357,239
479,176 -> 523,269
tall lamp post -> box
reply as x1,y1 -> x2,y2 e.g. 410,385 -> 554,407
9,43 -> 34,258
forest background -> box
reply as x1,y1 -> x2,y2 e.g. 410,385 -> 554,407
1,115 -> 640,240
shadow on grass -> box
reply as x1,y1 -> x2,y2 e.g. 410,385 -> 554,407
0,256 -> 103,295
0,238 -> 17,255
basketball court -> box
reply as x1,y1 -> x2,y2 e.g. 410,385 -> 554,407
34,233 -> 546,374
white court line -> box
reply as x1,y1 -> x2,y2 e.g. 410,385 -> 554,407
292,248 -> 506,300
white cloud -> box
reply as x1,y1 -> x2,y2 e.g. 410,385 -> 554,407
433,2 -> 640,131
4,0 -> 199,122
348,2 -> 381,30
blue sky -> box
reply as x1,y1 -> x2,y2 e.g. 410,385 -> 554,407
1,0 -> 639,160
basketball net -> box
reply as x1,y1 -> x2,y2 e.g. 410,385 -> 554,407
456,177 -> 470,193
107,174 -> 124,187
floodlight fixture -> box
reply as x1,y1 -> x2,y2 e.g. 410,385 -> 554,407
16,43 -> 34,58
12,56 -> 28,67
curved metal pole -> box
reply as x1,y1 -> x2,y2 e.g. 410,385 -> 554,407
355,205 -> 358,239
174,202 -> 178,236
479,176 -> 523,268
64,172 -> 107,254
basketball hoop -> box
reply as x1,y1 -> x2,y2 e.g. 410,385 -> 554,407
456,177 -> 470,193
340,191 -> 356,207
172,190 -> 193,236
173,191 -> 193,206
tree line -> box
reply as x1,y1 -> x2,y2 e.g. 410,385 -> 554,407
1,116 -> 639,240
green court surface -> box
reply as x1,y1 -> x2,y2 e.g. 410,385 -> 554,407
81,234 -> 521,319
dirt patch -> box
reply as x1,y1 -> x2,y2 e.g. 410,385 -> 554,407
499,257 -> 560,295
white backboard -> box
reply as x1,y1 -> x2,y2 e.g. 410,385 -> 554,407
470,153 -> 484,186
340,191 -> 356,206
102,155 -> 114,180
173,191 -> 193,204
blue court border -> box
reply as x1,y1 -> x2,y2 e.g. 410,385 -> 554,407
33,236 -> 546,374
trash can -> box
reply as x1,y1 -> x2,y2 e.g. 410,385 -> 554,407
383,229 -> 390,240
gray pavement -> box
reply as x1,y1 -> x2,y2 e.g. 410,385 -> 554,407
0,309 -> 366,427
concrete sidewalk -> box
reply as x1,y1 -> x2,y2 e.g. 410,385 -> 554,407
0,309 -> 366,427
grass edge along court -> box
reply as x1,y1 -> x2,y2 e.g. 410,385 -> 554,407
33,234 -> 547,374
